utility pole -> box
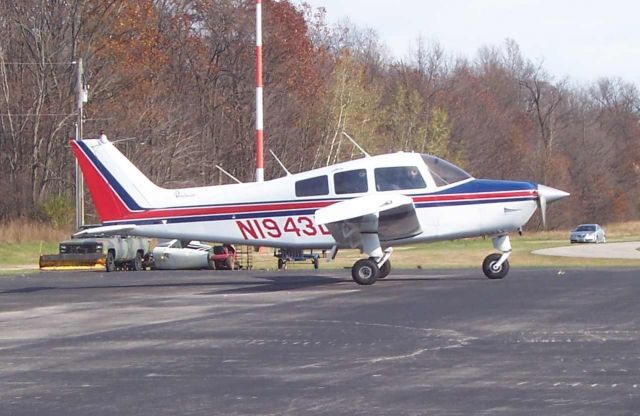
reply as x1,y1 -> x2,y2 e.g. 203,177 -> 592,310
74,58 -> 85,230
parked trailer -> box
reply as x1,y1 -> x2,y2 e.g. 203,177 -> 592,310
274,248 -> 320,270
39,235 -> 150,272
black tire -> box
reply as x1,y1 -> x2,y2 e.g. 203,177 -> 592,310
106,251 -> 116,272
226,256 -> 235,270
313,257 -> 319,269
351,258 -> 379,285
132,252 -> 144,271
149,254 -> 156,270
379,260 -> 391,279
482,253 -> 509,279
277,258 -> 286,270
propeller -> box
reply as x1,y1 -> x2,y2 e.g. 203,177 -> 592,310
536,184 -> 570,228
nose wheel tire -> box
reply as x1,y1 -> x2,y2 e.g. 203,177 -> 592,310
352,258 -> 380,285
482,253 -> 509,279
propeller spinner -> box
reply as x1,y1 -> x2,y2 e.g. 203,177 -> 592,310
536,184 -> 570,227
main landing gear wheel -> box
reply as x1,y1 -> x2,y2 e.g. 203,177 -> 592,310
482,253 -> 509,279
378,260 -> 391,279
351,258 -> 379,285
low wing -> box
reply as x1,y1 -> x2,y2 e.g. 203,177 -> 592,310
73,224 -> 137,238
315,193 -> 422,250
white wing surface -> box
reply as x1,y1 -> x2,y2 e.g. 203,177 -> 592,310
315,194 -> 422,250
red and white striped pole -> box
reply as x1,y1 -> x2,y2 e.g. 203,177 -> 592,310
255,0 -> 264,182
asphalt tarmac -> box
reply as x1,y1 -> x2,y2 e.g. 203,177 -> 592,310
1,267 -> 640,416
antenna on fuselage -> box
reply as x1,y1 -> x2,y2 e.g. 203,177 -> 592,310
342,131 -> 370,158
215,165 -> 243,184
269,149 -> 291,176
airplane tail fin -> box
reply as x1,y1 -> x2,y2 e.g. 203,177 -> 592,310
70,138 -> 162,223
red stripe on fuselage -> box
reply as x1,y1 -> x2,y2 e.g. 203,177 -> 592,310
102,190 -> 537,223
104,200 -> 338,222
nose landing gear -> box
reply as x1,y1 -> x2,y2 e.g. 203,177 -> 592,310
483,235 -> 512,279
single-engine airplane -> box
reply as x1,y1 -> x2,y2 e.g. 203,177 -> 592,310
71,137 -> 569,285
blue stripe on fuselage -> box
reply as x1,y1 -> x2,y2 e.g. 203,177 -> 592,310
429,179 -> 537,195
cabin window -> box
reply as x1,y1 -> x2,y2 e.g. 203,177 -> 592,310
375,166 -> 426,191
334,169 -> 368,194
295,175 -> 329,197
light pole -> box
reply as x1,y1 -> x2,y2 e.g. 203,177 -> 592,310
74,58 -> 87,230
255,0 -> 264,182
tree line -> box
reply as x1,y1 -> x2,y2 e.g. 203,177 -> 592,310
1,0 -> 638,228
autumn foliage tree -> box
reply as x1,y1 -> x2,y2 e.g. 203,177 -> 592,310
0,1 -> 638,228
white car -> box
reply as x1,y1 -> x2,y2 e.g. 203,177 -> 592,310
570,224 -> 606,244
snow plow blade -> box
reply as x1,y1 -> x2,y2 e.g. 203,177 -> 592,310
39,254 -> 106,271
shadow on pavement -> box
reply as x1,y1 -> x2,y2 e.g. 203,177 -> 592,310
0,274 -> 349,295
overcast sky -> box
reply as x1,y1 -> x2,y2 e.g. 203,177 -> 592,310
294,0 -> 640,87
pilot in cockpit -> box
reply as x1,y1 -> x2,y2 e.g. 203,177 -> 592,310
406,167 -> 421,187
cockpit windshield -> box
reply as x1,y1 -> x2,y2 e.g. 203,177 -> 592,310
421,154 -> 472,186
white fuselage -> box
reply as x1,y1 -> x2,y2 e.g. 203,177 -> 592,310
73,139 -> 538,249
119,194 -> 537,249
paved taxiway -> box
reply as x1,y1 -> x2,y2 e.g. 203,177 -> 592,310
1,267 -> 640,415
533,241 -> 640,259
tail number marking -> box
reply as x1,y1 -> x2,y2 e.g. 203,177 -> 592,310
236,216 -> 331,240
